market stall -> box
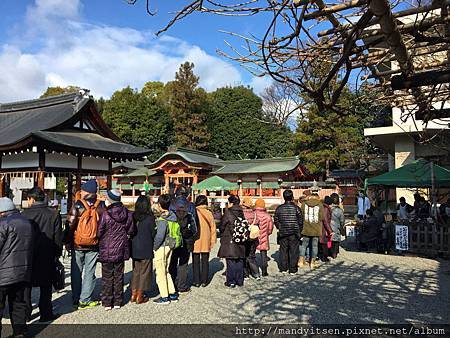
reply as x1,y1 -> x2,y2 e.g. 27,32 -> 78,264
366,159 -> 450,256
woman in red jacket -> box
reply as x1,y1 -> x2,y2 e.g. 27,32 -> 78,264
254,199 -> 274,276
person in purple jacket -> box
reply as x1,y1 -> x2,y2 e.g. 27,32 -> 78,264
97,189 -> 135,310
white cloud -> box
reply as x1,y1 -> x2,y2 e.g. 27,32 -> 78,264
0,0 -> 244,102
249,76 -> 272,95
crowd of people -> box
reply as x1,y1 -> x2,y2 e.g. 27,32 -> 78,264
0,179 -> 348,336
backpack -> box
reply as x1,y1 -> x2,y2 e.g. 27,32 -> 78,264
74,199 -> 100,246
174,202 -> 198,240
231,214 -> 250,243
161,217 -> 182,250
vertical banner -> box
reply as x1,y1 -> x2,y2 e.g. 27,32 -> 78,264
395,225 -> 409,251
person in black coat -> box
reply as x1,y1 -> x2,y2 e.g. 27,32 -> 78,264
22,187 -> 62,322
130,195 -> 156,304
218,195 -> 247,288
274,190 -> 303,274
0,197 -> 34,337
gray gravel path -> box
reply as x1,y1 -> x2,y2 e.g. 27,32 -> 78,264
6,237 -> 450,325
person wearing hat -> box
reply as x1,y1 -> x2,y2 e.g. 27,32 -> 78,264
97,189 -> 134,310
299,183 -> 325,269
0,197 -> 34,337
254,199 -> 274,276
241,196 -> 260,279
67,179 -> 105,310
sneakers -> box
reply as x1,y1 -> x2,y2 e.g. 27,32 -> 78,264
114,305 -> 121,309
78,301 -> 100,310
169,293 -> 179,302
104,306 -> 113,311
224,282 -> 236,288
154,297 -> 171,305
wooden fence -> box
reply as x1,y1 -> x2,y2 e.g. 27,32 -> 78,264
407,220 -> 450,256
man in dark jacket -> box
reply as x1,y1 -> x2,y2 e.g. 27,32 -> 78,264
22,187 -> 62,322
0,197 -> 34,337
67,179 -> 105,310
168,185 -> 198,293
274,190 -> 303,274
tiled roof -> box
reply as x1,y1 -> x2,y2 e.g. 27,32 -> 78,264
150,147 -> 221,167
212,157 -> 301,174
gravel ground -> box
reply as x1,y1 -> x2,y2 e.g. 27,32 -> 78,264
5,236 -> 450,326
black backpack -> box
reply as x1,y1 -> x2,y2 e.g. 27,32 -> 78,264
174,203 -> 198,240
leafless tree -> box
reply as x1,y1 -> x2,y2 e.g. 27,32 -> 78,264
127,0 -> 450,149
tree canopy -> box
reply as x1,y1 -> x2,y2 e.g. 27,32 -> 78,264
100,86 -> 173,161
164,62 -> 210,150
208,86 -> 292,160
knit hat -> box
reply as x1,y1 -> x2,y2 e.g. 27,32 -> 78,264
81,179 -> 98,194
242,196 -> 254,208
0,197 -> 16,213
310,180 -> 320,194
107,189 -> 122,204
255,198 -> 265,209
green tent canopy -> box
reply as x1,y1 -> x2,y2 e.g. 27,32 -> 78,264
192,176 -> 238,191
366,159 -> 450,188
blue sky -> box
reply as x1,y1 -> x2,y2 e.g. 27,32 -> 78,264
0,0 -> 273,102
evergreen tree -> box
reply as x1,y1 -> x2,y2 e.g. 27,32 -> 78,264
293,87 -> 383,174
165,62 -> 210,150
101,86 -> 173,161
208,86 -> 292,160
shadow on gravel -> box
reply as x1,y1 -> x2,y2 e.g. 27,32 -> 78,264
222,257 -> 450,324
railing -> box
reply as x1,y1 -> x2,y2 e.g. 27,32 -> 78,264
408,220 -> 450,256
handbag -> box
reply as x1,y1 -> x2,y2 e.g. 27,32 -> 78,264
249,214 -> 260,240
52,259 -> 65,291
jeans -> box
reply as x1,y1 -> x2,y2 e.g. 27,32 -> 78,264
278,234 -> 300,273
300,236 -> 319,259
0,282 -> 27,337
192,253 -> 209,285
71,250 -> 98,303
169,246 -> 190,291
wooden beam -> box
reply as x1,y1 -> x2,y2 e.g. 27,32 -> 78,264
317,0 -> 450,37
391,69 -> 450,90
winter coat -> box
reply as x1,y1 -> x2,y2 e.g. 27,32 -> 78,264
255,207 -> 274,251
320,204 -> 333,244
193,206 -> 217,253
153,210 -> 178,251
22,203 -> 63,287
0,210 -> 34,286
97,203 -> 134,263
360,215 -> 380,244
274,202 -> 303,238
67,194 -> 106,251
301,197 -> 324,237
131,213 -> 156,260
330,205 -> 345,242
218,205 -> 246,259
